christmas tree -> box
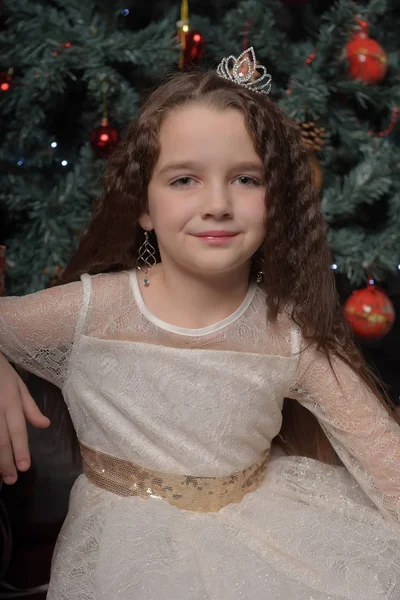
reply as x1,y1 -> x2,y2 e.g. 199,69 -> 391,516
1,0 -> 399,298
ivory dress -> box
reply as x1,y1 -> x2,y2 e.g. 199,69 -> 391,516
1,269 -> 400,600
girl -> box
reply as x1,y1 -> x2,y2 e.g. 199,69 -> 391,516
1,48 -> 400,600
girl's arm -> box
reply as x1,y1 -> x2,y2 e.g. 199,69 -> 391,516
0,279 -> 84,484
289,341 -> 400,525
0,352 -> 50,484
0,279 -> 84,388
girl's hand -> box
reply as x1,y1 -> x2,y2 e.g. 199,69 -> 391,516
0,352 -> 50,485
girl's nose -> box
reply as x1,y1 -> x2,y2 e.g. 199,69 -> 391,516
201,184 -> 233,218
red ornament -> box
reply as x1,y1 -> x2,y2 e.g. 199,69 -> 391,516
90,119 -> 120,158
346,19 -> 388,84
182,30 -> 205,67
344,283 -> 395,340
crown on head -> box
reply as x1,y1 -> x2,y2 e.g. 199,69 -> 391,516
216,47 -> 272,95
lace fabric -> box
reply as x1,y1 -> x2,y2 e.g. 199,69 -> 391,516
1,269 -> 400,599
289,340 -> 400,524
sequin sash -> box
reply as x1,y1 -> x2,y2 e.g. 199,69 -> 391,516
80,443 -> 270,513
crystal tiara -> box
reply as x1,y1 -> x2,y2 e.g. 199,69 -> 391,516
216,47 -> 272,95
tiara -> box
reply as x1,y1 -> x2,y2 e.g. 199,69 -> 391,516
216,47 -> 272,95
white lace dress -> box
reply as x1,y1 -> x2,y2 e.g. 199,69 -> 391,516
1,269 -> 400,600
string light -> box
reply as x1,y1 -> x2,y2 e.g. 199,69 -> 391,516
61,160 -> 68,166
305,52 -> 317,65
0,68 -> 13,91
51,141 -> 58,148
17,159 -> 24,166
368,106 -> 399,138
122,9 -> 129,16
286,51 -> 317,94
331,263 -> 338,270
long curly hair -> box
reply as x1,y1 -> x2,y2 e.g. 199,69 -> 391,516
57,69 -> 396,465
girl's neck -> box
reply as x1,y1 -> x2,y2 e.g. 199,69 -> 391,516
137,262 -> 252,330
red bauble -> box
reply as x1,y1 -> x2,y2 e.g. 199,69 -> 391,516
344,283 -> 395,340
90,119 -> 120,158
346,19 -> 388,84
182,30 -> 205,67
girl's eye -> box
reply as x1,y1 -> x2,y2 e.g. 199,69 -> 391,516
170,177 -> 195,187
235,176 -> 260,186
170,176 -> 261,187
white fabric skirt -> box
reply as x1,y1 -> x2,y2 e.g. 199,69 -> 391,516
48,453 -> 400,600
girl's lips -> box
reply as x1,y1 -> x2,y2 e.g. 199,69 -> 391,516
193,233 -> 239,245
193,231 -> 239,237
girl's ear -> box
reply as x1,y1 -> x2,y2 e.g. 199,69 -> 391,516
138,213 -> 154,231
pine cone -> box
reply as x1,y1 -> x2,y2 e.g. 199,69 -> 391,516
295,120 -> 326,152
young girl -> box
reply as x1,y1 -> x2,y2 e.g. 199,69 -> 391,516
1,48 -> 400,600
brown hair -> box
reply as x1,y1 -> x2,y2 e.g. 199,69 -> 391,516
57,69 -> 396,465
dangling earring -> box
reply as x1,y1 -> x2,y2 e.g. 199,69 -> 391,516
254,249 -> 265,284
137,230 -> 157,286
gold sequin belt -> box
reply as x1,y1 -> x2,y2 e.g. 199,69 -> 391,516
80,443 -> 270,513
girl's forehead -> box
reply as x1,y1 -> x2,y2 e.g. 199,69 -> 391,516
157,104 -> 257,158
161,103 -> 245,128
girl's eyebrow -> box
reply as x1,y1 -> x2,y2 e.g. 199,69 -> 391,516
157,161 -> 263,176
158,161 -> 200,176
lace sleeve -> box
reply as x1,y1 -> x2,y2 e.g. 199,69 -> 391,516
0,279 -> 85,388
288,339 -> 400,524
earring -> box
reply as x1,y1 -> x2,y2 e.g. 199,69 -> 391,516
253,244 -> 265,285
137,230 -> 157,286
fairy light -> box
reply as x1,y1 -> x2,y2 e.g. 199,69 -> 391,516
305,52 -> 317,65
368,106 -> 399,138
286,51 -> 317,94
178,0 -> 189,69
51,141 -> 57,148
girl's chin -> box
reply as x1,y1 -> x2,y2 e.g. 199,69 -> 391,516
182,260 -> 251,277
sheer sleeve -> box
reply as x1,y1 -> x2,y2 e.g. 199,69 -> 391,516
0,279 -> 85,388
288,335 -> 400,525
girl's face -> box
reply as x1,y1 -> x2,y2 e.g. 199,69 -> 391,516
140,104 -> 267,280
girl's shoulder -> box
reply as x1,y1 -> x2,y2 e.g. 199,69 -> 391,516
83,268 -> 133,289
